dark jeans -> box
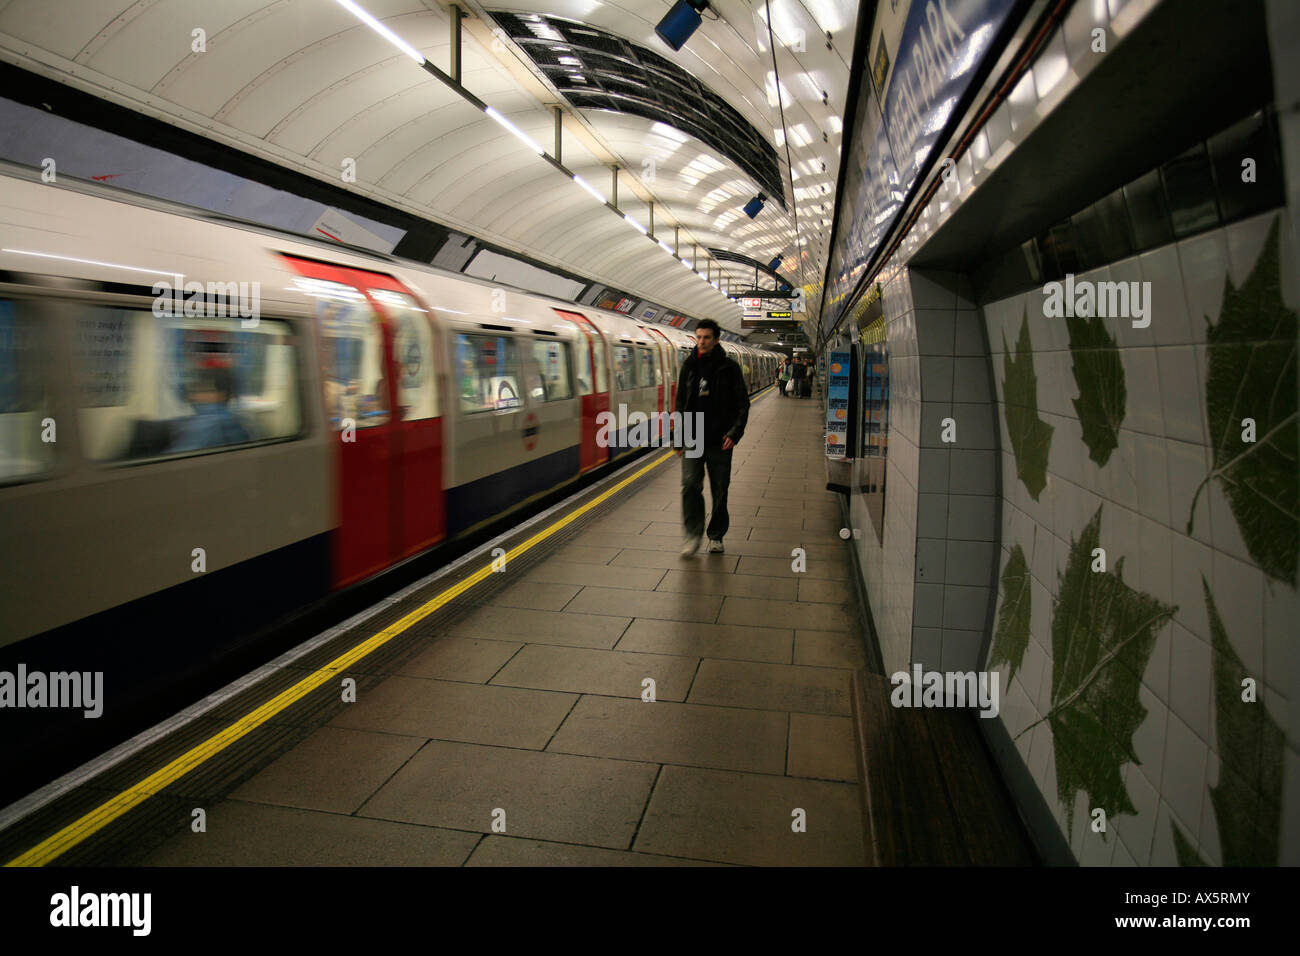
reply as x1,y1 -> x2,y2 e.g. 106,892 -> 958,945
682,445 -> 733,540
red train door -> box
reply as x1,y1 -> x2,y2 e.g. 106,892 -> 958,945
554,310 -> 608,471
282,255 -> 445,587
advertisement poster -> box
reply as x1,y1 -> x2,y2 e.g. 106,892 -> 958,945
823,0 -> 1018,325
825,349 -> 851,459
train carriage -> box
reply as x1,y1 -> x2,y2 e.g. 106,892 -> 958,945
0,166 -> 780,662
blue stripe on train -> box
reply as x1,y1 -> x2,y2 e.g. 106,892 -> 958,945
445,444 -> 582,536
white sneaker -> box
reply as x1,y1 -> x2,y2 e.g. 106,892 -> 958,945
708,539 -> 724,553
681,536 -> 702,557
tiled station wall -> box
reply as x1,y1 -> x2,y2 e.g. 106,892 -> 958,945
983,209 -> 1297,866
842,0 -> 1299,865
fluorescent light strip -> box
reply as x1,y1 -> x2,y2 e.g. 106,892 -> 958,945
335,0 -> 426,65
485,106 -> 545,155
334,1 -> 719,294
3,248 -> 175,276
572,174 -> 608,204
657,240 -> 674,254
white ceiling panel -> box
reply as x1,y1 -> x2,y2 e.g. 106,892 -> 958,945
0,0 -> 858,328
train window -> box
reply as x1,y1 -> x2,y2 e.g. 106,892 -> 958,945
591,338 -> 608,393
457,333 -> 521,413
0,298 -> 56,482
638,347 -> 655,388
370,289 -> 437,422
573,337 -> 594,396
316,285 -> 389,430
614,345 -> 636,390
530,340 -> 573,402
71,305 -> 302,461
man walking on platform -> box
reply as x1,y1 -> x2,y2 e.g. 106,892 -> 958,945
675,319 -> 749,556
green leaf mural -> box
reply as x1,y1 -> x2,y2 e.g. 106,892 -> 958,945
989,543 -> 1031,682
1002,309 -> 1054,500
1066,314 -> 1126,466
1172,825 -> 1208,866
1174,578 -> 1284,866
1018,506 -> 1177,825
1189,216 -> 1298,584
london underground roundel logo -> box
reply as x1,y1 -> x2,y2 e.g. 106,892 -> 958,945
831,362 -> 842,373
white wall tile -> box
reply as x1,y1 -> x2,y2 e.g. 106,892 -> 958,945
948,494 -> 998,542
946,540 -> 997,587
1169,622 -> 1213,744
1139,244 -> 1194,345
1165,437 -> 1212,545
1178,230 -> 1231,342
951,402 -> 998,449
919,355 -> 953,402
943,584 -> 992,630
1122,347 -> 1164,436
1161,712 -> 1208,847
913,581 -> 944,628
915,537 -> 947,583
1211,550 -> 1265,677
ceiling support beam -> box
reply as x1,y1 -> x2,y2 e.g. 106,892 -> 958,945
450,5 -> 462,84
553,106 -> 562,164
610,165 -> 619,210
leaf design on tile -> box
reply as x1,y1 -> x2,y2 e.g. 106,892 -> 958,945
1188,216 -> 1298,584
1017,506 -> 1176,825
1172,824 -> 1209,866
988,543 -> 1031,682
1198,577 -> 1283,865
1002,309 -> 1054,500
1066,313 -> 1126,466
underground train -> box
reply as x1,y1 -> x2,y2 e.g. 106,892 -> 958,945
0,166 -> 780,659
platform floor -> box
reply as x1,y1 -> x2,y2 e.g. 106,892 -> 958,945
10,389 -> 868,867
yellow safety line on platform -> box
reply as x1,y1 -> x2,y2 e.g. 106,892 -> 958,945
6,449 -> 677,867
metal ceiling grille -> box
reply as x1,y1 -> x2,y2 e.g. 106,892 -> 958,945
708,247 -> 790,289
488,11 -> 786,209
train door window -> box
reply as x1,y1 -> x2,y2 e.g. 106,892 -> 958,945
71,304 -> 303,461
313,282 -> 388,430
591,336 -> 608,392
573,335 -> 594,396
614,345 -> 635,390
0,298 -> 55,482
531,339 -> 573,402
369,289 -> 437,421
638,347 -> 654,388
457,333 -> 521,413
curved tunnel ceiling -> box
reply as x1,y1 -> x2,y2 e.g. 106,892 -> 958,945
488,10 -> 787,209
0,0 -> 856,332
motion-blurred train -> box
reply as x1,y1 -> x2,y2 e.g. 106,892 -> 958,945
0,166 -> 779,666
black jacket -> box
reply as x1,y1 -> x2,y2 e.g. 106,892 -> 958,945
675,343 -> 750,449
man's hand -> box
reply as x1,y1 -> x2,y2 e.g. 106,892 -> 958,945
722,436 -> 735,451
